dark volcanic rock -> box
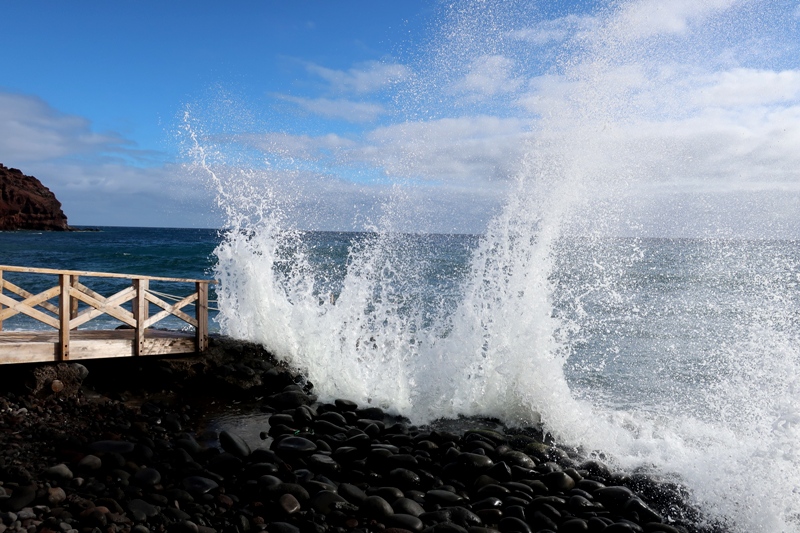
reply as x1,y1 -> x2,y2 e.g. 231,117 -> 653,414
0,163 -> 70,231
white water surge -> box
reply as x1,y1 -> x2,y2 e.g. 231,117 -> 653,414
186,1 -> 800,531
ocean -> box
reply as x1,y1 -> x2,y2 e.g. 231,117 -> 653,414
4,227 -> 797,529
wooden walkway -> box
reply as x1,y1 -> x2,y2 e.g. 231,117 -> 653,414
0,265 -> 216,365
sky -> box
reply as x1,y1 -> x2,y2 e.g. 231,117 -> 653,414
1,0 -> 799,236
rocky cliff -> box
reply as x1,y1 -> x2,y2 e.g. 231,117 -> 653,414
0,163 -> 70,231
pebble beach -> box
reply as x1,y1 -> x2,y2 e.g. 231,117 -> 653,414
0,338 -> 722,533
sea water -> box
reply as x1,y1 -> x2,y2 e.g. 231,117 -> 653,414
191,1 -> 800,531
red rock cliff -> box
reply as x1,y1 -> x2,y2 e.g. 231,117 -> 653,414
0,164 -> 70,231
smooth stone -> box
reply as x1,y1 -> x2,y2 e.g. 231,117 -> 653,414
47,487 -> 67,505
339,483 -> 368,505
475,485 -> 510,498
392,497 -> 425,517
310,491 -> 347,515
594,486 -> 634,509
542,471 -> 575,492
277,483 -> 310,503
467,528 -> 501,533
390,468 -> 421,489
306,454 -> 341,474
126,499 -> 159,519
457,453 -> 494,470
77,454 -> 101,470
267,522 -> 300,533
449,507 -> 482,527
360,495 -> 394,518
314,419 -> 348,435
559,518 -> 589,533
423,524 -> 468,533
385,514 -> 424,532
219,431 -> 251,458
319,411 -> 348,426
425,490 -> 465,506
335,399 -> 358,410
568,495 -> 597,512
475,509 -> 503,524
372,486 -> 404,501
503,506 -> 525,522
355,407 -> 384,420
576,479 -> 606,492
624,498 -> 662,524
471,497 -> 503,511
602,523 -> 640,533
45,464 -> 73,481
499,451 -> 536,469
268,391 -> 312,410
485,463 -> 513,482
278,494 -> 301,515
90,441 -> 135,454
528,511 -> 557,532
182,476 -> 219,494
134,468 -> 162,486
274,436 -> 317,456
1,485 -> 35,512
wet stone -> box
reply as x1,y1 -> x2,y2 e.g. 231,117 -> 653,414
44,464 -> 73,482
542,471 -> 575,492
274,436 -> 317,456
133,468 -> 162,486
426,490 -> 466,506
78,455 -> 103,470
392,498 -> 425,517
267,522 -> 300,533
310,491 -> 347,515
360,495 -> 394,519
560,518 -> 589,533
339,483 -> 368,505
219,431 -> 251,458
278,494 -> 301,515
182,476 -> 219,495
385,514 -> 424,532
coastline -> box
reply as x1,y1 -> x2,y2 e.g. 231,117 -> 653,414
0,337 -> 718,533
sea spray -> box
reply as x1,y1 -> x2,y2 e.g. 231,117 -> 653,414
185,1 -> 800,530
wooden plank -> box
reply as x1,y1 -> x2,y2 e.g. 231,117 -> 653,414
0,270 -> 4,332
143,292 -> 198,328
0,265 -> 216,284
0,291 -> 61,329
0,279 -> 60,315
70,276 -> 80,319
197,282 -> 209,352
69,285 -> 136,329
59,274 -> 71,361
69,287 -> 136,327
0,329 -> 199,364
133,279 -> 148,356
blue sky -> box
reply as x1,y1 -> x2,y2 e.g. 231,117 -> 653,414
1,1 -> 799,236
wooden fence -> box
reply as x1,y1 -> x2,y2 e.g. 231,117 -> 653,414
0,265 -> 216,364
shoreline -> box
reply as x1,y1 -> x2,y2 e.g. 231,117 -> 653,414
0,337 -> 721,533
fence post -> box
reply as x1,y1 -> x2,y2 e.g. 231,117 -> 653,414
70,275 -> 80,319
0,269 -> 4,332
59,274 -> 71,361
133,278 -> 149,356
196,281 -> 209,352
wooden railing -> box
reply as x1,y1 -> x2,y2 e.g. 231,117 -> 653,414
0,265 -> 216,361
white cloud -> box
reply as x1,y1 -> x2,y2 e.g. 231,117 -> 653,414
306,61 -> 411,93
362,116 -> 530,183
0,92 -> 132,163
610,0 -> 739,39
695,68 -> 800,107
275,94 -> 386,123
452,55 -> 522,97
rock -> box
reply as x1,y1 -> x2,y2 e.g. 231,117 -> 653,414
0,484 -> 36,512
273,436 -> 317,456
267,523 -> 300,533
278,494 -> 301,515
0,163 -> 70,230
77,455 -> 102,470
44,464 -> 73,482
219,430 -> 251,458
133,467 -> 162,486
182,476 -> 219,495
89,440 -> 135,454
360,495 -> 394,518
